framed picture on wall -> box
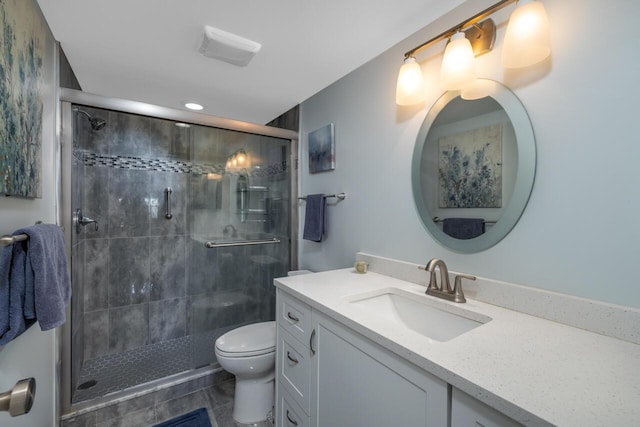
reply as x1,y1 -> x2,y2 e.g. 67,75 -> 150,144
438,123 -> 503,208
308,123 -> 335,173
0,0 -> 46,198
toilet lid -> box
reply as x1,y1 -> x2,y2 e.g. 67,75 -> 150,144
215,321 -> 276,357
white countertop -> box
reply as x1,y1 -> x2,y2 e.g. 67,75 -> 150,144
275,268 -> 640,426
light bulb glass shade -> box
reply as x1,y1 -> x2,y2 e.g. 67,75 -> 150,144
395,57 -> 426,106
440,32 -> 476,91
502,0 -> 551,68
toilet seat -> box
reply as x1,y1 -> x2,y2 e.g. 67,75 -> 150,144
215,321 -> 276,357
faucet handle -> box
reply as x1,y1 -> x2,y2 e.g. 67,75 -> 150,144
452,274 -> 475,303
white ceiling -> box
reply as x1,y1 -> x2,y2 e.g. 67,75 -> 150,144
37,0 -> 461,124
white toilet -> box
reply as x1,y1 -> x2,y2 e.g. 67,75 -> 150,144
215,321 -> 276,424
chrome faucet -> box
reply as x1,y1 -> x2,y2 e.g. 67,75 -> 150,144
420,258 -> 475,303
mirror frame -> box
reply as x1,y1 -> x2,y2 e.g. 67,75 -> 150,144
411,79 -> 536,253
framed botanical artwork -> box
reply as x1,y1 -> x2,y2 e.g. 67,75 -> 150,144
308,123 -> 335,173
438,123 -> 503,208
0,0 -> 46,198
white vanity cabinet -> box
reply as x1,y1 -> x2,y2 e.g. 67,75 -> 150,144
275,289 -> 448,427
451,388 -> 521,427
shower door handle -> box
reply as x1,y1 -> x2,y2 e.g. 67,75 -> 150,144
164,187 -> 173,219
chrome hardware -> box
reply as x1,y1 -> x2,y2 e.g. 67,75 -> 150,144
73,209 -> 99,233
205,238 -> 280,248
164,187 -> 173,219
286,351 -> 299,364
421,259 -> 472,303
310,329 -> 316,355
0,378 -> 36,417
0,233 -> 29,247
298,192 -> 346,201
287,312 -> 299,322
286,409 -> 299,425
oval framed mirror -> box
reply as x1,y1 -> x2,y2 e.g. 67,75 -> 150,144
411,79 -> 536,253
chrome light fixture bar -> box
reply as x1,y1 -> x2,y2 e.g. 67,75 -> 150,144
396,0 -> 551,105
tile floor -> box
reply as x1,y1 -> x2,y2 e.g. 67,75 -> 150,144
63,376 -> 273,427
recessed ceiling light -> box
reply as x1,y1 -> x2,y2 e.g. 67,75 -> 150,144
184,102 -> 204,111
175,122 -> 191,128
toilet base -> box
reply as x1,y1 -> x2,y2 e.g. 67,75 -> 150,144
232,376 -> 275,424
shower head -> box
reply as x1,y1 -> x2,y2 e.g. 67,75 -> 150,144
72,107 -> 107,131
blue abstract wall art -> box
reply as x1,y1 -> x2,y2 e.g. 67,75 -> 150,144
0,0 -> 44,198
308,123 -> 335,173
438,124 -> 502,208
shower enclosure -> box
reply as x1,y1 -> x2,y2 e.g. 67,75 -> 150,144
59,90 -> 297,413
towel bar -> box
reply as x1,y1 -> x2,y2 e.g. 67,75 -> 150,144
0,234 -> 29,247
432,217 -> 497,225
298,192 -> 346,201
1,222 -> 63,247
205,238 -> 280,248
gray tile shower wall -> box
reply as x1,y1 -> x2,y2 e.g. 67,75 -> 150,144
73,105 -> 291,403
77,107 -> 193,365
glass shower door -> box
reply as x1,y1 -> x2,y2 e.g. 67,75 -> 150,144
187,125 -> 291,368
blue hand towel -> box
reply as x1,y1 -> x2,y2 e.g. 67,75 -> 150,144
0,243 -> 30,345
303,194 -> 326,242
442,218 -> 485,240
0,224 -> 71,346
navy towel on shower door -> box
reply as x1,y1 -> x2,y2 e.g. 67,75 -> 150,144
303,194 -> 326,242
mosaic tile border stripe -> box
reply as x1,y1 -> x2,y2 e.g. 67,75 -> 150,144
76,150 -> 288,178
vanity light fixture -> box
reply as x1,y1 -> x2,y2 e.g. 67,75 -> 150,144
440,31 -> 476,91
395,0 -> 550,105
225,149 -> 250,173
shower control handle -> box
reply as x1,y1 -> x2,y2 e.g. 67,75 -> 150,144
73,209 -> 99,233
164,187 -> 173,219
0,378 -> 36,417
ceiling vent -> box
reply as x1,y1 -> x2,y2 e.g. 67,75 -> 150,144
198,25 -> 262,67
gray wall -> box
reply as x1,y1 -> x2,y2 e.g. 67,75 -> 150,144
0,0 -> 60,425
298,0 -> 640,309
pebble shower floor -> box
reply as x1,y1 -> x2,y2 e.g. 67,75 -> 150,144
73,329 -> 229,403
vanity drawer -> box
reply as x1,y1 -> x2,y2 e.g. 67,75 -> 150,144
277,290 -> 312,344
277,327 -> 311,414
278,386 -> 309,427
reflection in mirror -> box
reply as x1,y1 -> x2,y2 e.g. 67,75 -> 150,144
412,79 -> 535,253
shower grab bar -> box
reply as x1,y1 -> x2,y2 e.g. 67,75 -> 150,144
164,187 -> 173,219
205,238 -> 280,248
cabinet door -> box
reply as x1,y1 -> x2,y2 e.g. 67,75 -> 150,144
278,387 -> 310,427
310,312 -> 448,427
451,388 -> 522,427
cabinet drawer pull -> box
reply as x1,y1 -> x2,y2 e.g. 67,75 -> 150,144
310,328 -> 316,355
287,312 -> 299,322
286,409 -> 299,426
286,351 -> 299,364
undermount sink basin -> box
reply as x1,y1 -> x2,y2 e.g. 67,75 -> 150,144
344,287 -> 491,342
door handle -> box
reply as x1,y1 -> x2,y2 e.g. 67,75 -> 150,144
0,378 -> 36,417
310,329 -> 316,355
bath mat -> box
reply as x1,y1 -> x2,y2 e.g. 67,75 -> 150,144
153,408 -> 212,427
